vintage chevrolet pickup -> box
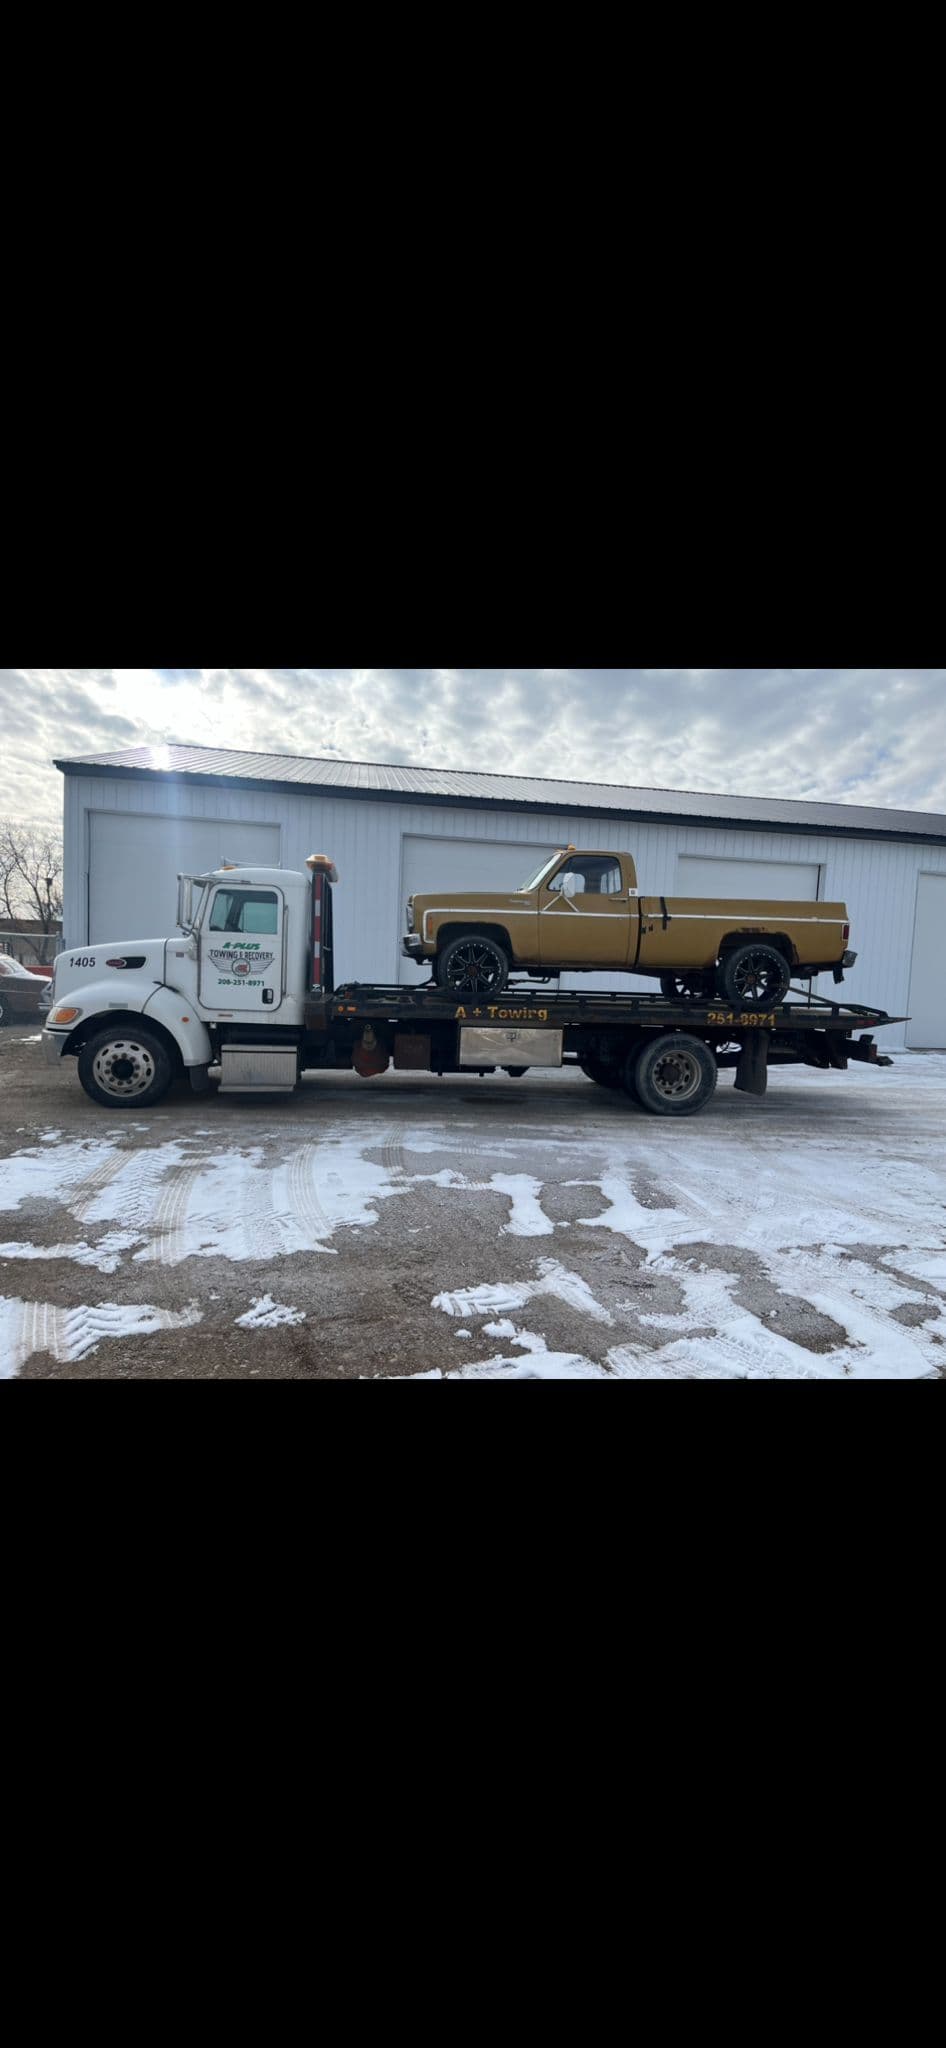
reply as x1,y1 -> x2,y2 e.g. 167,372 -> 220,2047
403,849 -> 856,1003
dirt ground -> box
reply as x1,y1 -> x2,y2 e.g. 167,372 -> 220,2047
1,1026 -> 944,1379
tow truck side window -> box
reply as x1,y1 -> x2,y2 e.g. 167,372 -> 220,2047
209,889 -> 279,935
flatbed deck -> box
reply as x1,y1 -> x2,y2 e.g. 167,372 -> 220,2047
312,983 -> 902,1036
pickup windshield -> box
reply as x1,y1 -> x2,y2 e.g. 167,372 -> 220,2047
519,855 -> 561,891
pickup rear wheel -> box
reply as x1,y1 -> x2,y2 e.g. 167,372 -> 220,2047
719,943 -> 791,1008
632,1034 -> 718,1117
437,935 -> 509,996
77,1026 -> 174,1108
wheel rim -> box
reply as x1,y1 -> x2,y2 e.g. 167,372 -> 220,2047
730,952 -> 783,1003
92,1039 -> 156,1099
650,1048 -> 703,1103
444,943 -> 505,994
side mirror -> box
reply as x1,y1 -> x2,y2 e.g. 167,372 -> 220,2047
176,875 -> 194,931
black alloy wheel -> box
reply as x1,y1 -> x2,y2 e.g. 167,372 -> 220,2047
437,936 -> 510,996
719,943 -> 791,1008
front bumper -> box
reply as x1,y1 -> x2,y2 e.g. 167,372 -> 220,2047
42,1028 -> 69,1065
402,935 -> 425,958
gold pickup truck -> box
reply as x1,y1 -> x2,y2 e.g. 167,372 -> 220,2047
403,849 -> 855,1004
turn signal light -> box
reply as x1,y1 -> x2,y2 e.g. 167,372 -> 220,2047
50,1006 -> 82,1025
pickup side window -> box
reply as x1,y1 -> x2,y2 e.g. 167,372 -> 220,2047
209,889 -> 279,935
548,858 -> 623,898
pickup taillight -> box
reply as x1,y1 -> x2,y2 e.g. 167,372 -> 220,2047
843,924 -> 850,945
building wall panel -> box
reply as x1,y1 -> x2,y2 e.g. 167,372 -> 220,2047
60,775 -> 946,1044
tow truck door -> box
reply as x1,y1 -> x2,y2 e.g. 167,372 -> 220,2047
199,884 -> 285,1014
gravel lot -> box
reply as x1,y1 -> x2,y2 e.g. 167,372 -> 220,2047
2,1027 -> 944,1378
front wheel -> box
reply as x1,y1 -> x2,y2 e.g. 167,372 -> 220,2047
77,1026 -> 174,1108
719,943 -> 791,1008
436,935 -> 510,996
632,1034 -> 718,1117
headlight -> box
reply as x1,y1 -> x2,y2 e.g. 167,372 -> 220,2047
406,899 -> 415,933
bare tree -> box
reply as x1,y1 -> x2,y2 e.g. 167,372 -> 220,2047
0,823 -> 64,963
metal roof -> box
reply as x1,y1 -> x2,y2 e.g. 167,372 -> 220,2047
54,742 -> 946,843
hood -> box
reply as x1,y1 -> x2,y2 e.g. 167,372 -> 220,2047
51,937 -> 170,1002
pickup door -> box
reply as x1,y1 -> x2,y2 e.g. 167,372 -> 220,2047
538,855 -> 637,971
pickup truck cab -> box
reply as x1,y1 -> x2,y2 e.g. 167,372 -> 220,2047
404,849 -> 855,1005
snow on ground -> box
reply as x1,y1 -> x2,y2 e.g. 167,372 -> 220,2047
0,1297 -> 201,1378
235,1296 -> 306,1329
2,1054 -> 946,1377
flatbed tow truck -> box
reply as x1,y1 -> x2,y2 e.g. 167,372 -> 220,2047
42,855 -> 901,1117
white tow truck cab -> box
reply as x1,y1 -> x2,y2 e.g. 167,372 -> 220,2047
44,856 -> 338,1108
42,855 -> 899,1118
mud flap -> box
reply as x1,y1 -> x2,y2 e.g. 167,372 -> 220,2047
734,1033 -> 770,1097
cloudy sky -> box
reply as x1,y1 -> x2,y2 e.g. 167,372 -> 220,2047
2,666 -> 945,830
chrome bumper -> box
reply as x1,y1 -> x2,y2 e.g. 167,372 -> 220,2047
42,1028 -> 69,1065
402,935 -> 424,958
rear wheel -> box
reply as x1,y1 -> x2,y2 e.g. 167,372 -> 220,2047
719,943 -> 791,1007
0,995 -> 8,1027
632,1034 -> 718,1117
437,935 -> 509,996
77,1026 -> 174,1108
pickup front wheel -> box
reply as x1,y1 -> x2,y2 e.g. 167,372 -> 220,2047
77,1026 -> 175,1108
437,936 -> 510,996
718,943 -> 791,1008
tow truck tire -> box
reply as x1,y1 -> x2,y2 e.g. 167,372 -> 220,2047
437,935 -> 510,996
77,1026 -> 174,1109
719,943 -> 791,1008
632,1034 -> 718,1117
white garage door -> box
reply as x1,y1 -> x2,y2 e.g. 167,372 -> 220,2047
89,813 -> 282,943
676,855 -> 821,900
906,875 -> 946,1048
400,835 -> 560,982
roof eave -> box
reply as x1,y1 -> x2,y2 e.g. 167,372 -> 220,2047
52,758 -> 946,844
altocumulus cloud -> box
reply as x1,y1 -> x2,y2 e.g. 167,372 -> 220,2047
2,667 -> 945,827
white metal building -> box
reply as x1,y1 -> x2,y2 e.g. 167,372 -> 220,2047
56,744 -> 946,1047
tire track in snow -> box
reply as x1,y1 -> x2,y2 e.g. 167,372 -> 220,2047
287,1145 -> 335,1250
149,1165 -> 205,1267
70,1150 -> 132,1223
1,1294 -> 202,1377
